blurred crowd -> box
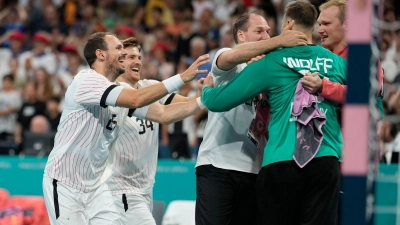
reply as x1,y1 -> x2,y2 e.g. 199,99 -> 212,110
0,0 -> 399,160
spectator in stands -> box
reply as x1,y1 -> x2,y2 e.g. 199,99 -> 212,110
45,96 -> 61,132
0,74 -> 22,142
186,37 -> 212,79
33,67 -> 58,102
116,25 -> 135,41
57,44 -> 88,94
213,0 -> 240,27
7,58 -> 25,90
36,3 -> 68,34
192,0 -> 213,22
19,31 -> 57,80
0,30 -> 26,81
197,8 -> 219,50
175,15 -> 199,64
29,115 -> 50,134
150,42 -> 174,80
149,6 -> 166,30
14,82 -> 46,153
0,3 -> 27,36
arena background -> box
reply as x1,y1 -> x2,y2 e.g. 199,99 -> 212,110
0,0 -> 399,224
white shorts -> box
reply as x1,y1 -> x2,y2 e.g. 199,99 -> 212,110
112,192 -> 155,225
43,174 -> 121,225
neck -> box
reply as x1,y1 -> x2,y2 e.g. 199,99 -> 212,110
117,74 -> 139,88
92,62 -> 119,82
330,42 -> 347,52
306,33 -> 313,44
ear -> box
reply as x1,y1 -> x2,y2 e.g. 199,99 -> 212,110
343,20 -> 347,31
95,49 -> 106,61
237,30 -> 245,43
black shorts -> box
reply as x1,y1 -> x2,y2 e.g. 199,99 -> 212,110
195,165 -> 258,225
256,156 -> 340,225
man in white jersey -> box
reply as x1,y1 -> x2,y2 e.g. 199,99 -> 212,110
42,32 -> 210,225
107,37 -> 206,225
195,10 -> 308,225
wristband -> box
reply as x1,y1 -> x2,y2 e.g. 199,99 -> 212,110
197,97 -> 206,109
162,74 -> 185,93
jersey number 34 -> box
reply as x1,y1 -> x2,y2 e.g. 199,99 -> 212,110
136,118 -> 154,135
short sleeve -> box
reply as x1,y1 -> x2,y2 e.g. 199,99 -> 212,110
74,70 -> 123,107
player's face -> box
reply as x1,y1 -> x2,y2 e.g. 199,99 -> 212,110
240,14 -> 270,43
123,46 -> 142,82
104,35 -> 127,75
317,6 -> 346,51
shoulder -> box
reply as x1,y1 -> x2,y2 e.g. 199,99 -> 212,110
75,69 -> 108,82
214,47 -> 232,59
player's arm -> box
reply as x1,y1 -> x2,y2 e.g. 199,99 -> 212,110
201,63 -> 265,112
302,61 -> 384,104
116,55 -> 210,108
140,98 -> 204,125
169,93 -> 198,103
217,20 -> 307,71
169,78 -> 206,103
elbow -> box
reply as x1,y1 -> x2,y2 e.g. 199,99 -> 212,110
130,97 -> 147,108
206,104 -> 226,113
225,53 -> 238,65
158,116 -> 174,125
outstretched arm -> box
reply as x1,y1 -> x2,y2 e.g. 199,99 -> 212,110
143,78 -> 207,124
116,54 -> 210,108
217,20 -> 307,71
144,98 -> 204,125
201,67 -> 265,112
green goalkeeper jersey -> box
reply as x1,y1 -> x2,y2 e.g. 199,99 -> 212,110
201,45 -> 347,166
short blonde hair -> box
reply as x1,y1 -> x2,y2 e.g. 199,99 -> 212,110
319,0 -> 346,24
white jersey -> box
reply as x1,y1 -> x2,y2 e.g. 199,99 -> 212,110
196,48 -> 265,174
107,79 -> 174,195
44,69 -> 147,192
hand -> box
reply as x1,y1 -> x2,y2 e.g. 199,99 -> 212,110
301,72 -> 323,94
204,72 -> 214,88
180,54 -> 210,82
278,20 -> 308,47
197,77 -> 206,92
247,54 -> 265,65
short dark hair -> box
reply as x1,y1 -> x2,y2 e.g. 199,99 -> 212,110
284,0 -> 317,29
122,37 -> 141,52
2,74 -> 14,82
232,9 -> 267,44
83,32 -> 116,67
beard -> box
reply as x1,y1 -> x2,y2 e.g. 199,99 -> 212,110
105,56 -> 125,82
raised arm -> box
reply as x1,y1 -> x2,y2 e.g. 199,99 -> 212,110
116,54 -> 209,108
217,20 -> 307,71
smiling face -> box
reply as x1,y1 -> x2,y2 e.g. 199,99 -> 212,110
103,35 -> 127,81
238,14 -> 271,43
122,46 -> 142,84
317,6 -> 346,51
